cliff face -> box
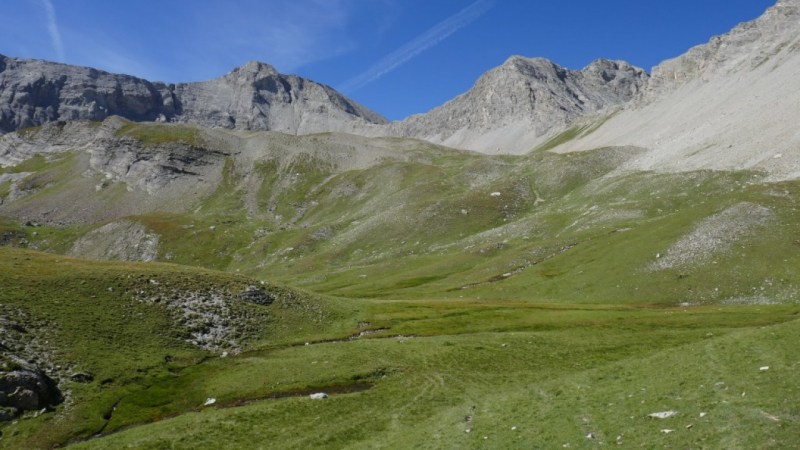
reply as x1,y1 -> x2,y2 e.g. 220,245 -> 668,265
0,57 -> 386,135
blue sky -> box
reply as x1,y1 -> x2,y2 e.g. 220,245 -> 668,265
1,0 -> 775,120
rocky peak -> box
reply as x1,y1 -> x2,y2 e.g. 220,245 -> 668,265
390,55 -> 648,153
236,60 -> 278,74
0,55 -> 385,135
500,56 -> 563,76
581,59 -> 649,102
224,60 -> 279,82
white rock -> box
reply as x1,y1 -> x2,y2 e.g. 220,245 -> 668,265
759,366 -> 770,371
309,392 -> 329,400
203,397 -> 216,406
490,192 -> 502,197
660,429 -> 674,434
699,412 -> 707,418
648,411 -> 678,419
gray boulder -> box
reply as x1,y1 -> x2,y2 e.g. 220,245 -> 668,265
0,369 -> 62,420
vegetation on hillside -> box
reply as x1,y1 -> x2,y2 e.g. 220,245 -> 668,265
1,122 -> 798,448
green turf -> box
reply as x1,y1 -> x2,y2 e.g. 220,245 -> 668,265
1,124 -> 799,448
116,122 -> 205,147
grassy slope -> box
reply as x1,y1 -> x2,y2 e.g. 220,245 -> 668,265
68,302 -> 800,449
6,124 -> 797,308
0,247 -> 355,449
1,123 -> 799,447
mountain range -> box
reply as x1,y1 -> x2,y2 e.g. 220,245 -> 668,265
2,1 -> 800,448
1,0 -> 798,172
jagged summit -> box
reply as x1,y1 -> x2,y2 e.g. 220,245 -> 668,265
230,60 -> 279,76
386,55 -> 647,154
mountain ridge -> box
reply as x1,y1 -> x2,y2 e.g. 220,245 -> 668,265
379,56 -> 648,154
553,0 -> 800,180
0,0 -> 796,165
0,55 -> 386,136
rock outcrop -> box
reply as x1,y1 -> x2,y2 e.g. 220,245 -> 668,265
386,57 -> 648,154
0,57 -> 386,135
68,220 -> 160,262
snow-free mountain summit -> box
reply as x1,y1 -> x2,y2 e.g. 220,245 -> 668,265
0,57 -> 386,135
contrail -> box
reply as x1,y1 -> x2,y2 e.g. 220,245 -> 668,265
41,0 -> 65,61
340,0 -> 494,93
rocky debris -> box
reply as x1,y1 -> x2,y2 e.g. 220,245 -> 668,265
0,172 -> 33,206
309,392 -> 328,400
139,290 -> 241,352
386,57 -> 648,154
237,285 -> 274,306
133,284 -> 273,353
0,305 -> 67,421
68,220 -> 159,262
0,56 -> 386,136
650,202 -> 774,270
0,304 -> 63,377
0,229 -> 28,247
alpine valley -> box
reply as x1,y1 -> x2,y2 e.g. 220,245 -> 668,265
1,1 -> 800,448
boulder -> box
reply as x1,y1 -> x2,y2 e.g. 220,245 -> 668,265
0,369 -> 62,420
238,286 -> 274,306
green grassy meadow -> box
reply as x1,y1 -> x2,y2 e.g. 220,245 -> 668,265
1,122 -> 799,448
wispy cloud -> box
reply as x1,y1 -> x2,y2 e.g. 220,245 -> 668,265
188,0 -> 364,77
340,0 -> 494,93
40,0 -> 65,61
